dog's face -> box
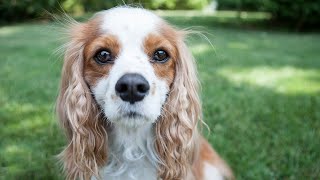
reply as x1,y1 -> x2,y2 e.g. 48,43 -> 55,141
57,7 -> 201,179
83,8 -> 178,127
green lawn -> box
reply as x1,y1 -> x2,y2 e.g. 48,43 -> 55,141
1,11 -> 320,179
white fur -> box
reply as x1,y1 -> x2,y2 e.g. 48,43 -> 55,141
203,163 -> 224,180
92,124 -> 159,180
91,7 -> 169,179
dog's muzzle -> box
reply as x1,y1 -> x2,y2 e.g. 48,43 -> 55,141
115,73 -> 150,104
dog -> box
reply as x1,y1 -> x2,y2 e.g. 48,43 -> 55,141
56,6 -> 233,180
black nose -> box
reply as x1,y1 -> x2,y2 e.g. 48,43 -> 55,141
115,73 -> 150,104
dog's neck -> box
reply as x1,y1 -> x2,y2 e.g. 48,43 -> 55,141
98,123 -> 158,180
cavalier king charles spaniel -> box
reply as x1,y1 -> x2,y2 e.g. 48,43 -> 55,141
56,6 -> 233,180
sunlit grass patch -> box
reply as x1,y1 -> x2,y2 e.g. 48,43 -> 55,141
0,26 -> 23,36
217,66 -> 320,94
191,43 -> 215,54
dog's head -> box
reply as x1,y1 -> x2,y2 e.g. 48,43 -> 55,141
57,7 -> 201,179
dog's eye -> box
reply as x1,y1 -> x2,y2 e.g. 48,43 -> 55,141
153,50 -> 169,63
94,50 -> 113,64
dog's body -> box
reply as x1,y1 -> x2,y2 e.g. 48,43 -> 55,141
94,124 -> 227,180
57,7 -> 233,180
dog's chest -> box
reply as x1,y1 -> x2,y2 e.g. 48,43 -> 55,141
99,158 -> 157,180
97,124 -> 158,180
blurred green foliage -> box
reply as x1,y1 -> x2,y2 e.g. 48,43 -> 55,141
0,0 -> 61,22
217,0 -> 265,11
217,0 -> 320,30
1,0 -> 319,29
0,0 -> 209,23
265,0 -> 320,29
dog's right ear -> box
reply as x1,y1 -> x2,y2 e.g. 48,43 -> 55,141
56,19 -> 108,180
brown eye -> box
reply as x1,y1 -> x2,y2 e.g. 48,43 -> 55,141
94,50 -> 113,64
153,50 -> 169,63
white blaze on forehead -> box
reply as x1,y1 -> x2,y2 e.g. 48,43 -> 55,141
100,7 -> 161,44
97,7 -> 163,81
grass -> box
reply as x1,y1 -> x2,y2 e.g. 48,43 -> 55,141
0,11 -> 320,179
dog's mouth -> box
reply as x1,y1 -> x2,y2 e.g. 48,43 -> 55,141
113,109 -> 151,127
122,111 -> 143,119
116,102 -> 147,120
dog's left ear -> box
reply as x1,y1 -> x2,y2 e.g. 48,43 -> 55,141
155,27 -> 201,179
56,20 -> 108,180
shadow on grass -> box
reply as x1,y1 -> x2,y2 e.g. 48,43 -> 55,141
201,73 -> 320,179
186,26 -> 320,178
0,23 -> 65,179
0,101 -> 65,179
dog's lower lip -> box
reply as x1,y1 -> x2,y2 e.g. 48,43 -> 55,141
123,111 -> 142,118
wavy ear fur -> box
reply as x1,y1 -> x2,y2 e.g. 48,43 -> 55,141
56,19 -> 108,180
155,30 -> 202,179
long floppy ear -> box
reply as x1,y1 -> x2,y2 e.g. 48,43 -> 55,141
56,20 -> 108,180
155,30 -> 201,179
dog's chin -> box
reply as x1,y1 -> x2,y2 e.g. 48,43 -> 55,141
104,111 -> 157,128
100,96 -> 164,128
